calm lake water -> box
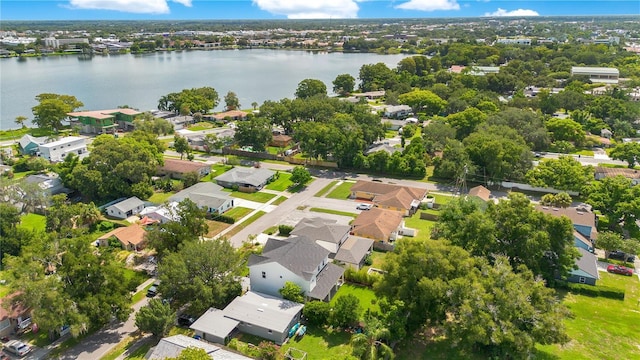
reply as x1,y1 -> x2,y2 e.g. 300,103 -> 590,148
0,49 -> 408,130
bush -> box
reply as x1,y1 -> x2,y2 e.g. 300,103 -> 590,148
344,267 -> 380,287
258,341 -> 280,360
303,301 -> 331,327
208,213 -> 235,224
96,221 -> 116,232
556,281 -> 625,300
363,253 -> 373,266
278,225 -> 294,236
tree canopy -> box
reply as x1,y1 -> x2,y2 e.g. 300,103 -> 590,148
158,87 -> 219,114
295,79 -> 327,99
32,93 -> 83,131
525,156 -> 594,192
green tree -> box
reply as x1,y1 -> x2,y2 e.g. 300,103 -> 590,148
303,301 -> 331,326
133,112 -> 173,135
251,101 -> 258,110
158,87 -> 219,114
0,203 -> 20,237
525,156 -> 594,192
608,142 -> 640,168
331,294 -> 360,328
350,316 -> 395,360
147,199 -> 208,256
173,135 -> 190,160
224,91 -> 240,111
14,115 -> 28,128
596,231 -> 624,259
546,118 -> 585,144
333,74 -> 356,96
583,176 -> 640,232
158,239 -> 243,315
167,347 -> 211,360
290,166 -> 311,186
398,90 -> 447,116
540,192 -> 573,208
422,121 -> 457,153
135,299 -> 176,338
202,133 -> 224,154
487,108 -> 550,151
278,281 -> 304,303
182,171 -> 200,188
32,93 -> 84,131
295,79 -> 327,99
234,117 -> 272,152
433,139 -> 474,180
358,63 -> 396,92
446,107 -> 487,139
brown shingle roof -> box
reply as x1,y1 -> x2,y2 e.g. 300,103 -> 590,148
351,208 -> 403,241
535,205 -> 597,239
468,185 -> 491,202
374,188 -> 417,210
211,110 -> 248,120
352,181 -> 426,199
159,159 -> 209,174
595,166 -> 640,180
98,224 -> 147,246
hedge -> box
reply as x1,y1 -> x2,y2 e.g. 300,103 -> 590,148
344,267 -> 380,287
207,213 -> 235,224
556,281 -> 625,300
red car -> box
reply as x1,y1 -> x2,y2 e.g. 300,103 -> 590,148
607,264 -> 634,276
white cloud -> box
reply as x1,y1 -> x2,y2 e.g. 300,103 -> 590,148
253,0 -> 360,19
68,0 -> 192,14
484,8 -> 540,17
395,0 -> 460,12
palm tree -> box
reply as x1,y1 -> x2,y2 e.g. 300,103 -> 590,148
251,102 -> 258,110
350,317 -> 395,360
15,115 -> 28,128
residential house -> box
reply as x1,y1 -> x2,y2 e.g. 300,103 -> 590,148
595,166 -> 640,185
37,136 -> 87,162
270,133 -> 293,148
215,167 -> 275,192
496,38 -> 532,45
169,182 -> 234,214
68,108 -> 141,134
383,105 -> 413,119
105,196 -> 145,219
468,66 -> 500,76
351,208 -> 405,243
567,248 -> 599,286
248,236 -> 344,302
571,66 -> 619,85
18,134 -> 46,155
535,205 -> 598,241
147,334 -> 251,359
334,236 -> 374,270
190,291 -> 303,345
352,90 -> 385,100
207,110 -> 248,122
97,224 -> 147,251
291,217 -> 351,254
364,142 -> 403,156
467,185 -> 491,202
139,204 -> 176,224
350,180 -> 427,216
24,173 -> 71,195
157,158 -> 211,179
0,293 -> 31,337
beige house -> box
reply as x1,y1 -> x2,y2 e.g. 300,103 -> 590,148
351,208 -> 404,242
157,159 -> 211,179
351,181 -> 427,215
98,224 -> 147,251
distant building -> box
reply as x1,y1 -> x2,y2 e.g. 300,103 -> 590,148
383,105 -> 413,119
37,136 -> 87,162
496,38 -> 532,46
43,37 -> 89,48
571,66 -> 619,84
67,108 -> 142,134
468,66 -> 500,76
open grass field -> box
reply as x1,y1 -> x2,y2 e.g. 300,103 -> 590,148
404,212 -> 437,240
205,220 -> 232,237
280,325 -> 353,360
536,272 -> 640,359
326,181 -> 355,200
18,213 -> 46,232
224,211 -> 266,237
309,207 -> 357,218
148,191 -> 174,204
314,180 -> 339,197
228,190 -> 276,203
224,206 -> 253,221
266,172 -> 293,191
331,284 -> 380,315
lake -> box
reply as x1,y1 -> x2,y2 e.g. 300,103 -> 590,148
0,49 -> 409,130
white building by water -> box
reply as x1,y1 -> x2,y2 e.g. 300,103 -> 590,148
37,136 -> 87,162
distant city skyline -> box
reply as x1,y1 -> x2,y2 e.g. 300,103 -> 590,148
1,1 -> 638,21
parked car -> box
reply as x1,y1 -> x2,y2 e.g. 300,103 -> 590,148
3,340 -> 31,357
178,314 -> 195,327
607,264 -> 633,276
356,203 -> 373,210
609,251 -> 636,262
146,285 -> 158,298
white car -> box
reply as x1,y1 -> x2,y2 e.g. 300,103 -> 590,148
356,203 -> 373,210
4,340 -> 31,357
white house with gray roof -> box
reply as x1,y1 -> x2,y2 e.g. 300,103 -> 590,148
169,182 -> 234,214
105,196 -> 145,219
214,167 -> 275,192
147,334 -> 251,360
291,217 -> 351,254
248,236 -> 344,302
190,291 -> 303,345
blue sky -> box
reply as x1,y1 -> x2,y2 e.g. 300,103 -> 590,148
1,1 -> 638,20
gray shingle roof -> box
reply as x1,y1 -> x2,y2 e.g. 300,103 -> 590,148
190,308 -> 239,342
169,182 -> 232,209
107,196 -> 144,213
147,335 -> 251,360
248,237 -> 329,281
334,237 -> 374,265
222,291 -> 303,334
574,247 -> 599,279
308,263 -> 345,301
291,217 -> 351,245
214,167 -> 275,188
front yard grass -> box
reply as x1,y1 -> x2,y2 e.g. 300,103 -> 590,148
224,211 -> 266,238
224,206 -> 253,221
201,164 -> 233,181
148,191 -> 174,204
266,172 -> 293,191
314,180 -> 338,197
309,207 -> 357,218
272,196 -> 288,205
403,212 -> 437,240
18,213 -> 46,232
131,283 -> 154,305
326,181 -> 355,200
205,220 -> 231,237
536,272 -> 640,359
227,190 -> 276,203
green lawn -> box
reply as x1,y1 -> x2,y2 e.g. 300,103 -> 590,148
187,122 -> 215,131
148,191 -> 174,204
309,207 -> 357,218
331,284 -> 380,316
272,196 -> 288,205
280,325 -> 353,360
201,164 -> 233,181
266,172 -> 293,191
571,149 -> 595,156
403,212 -> 437,240
228,190 -> 276,203
131,283 -> 154,305
314,180 -> 339,197
536,272 -> 640,359
224,211 -> 266,237
224,206 -> 253,221
326,181 -> 355,200
18,213 -> 46,232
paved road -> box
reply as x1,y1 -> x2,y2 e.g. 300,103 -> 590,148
540,151 -> 627,167
57,278 -> 156,360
